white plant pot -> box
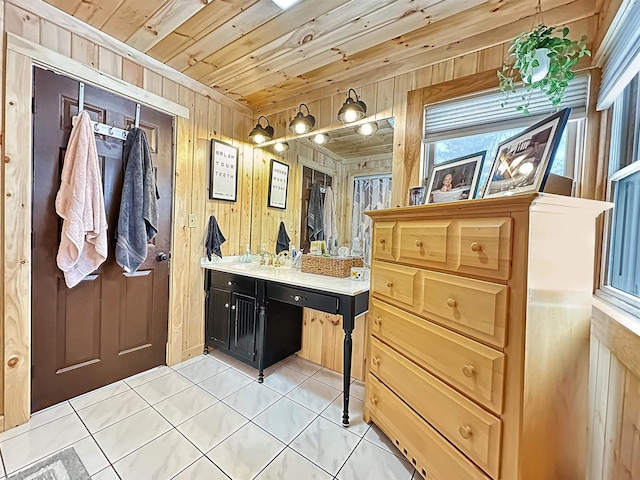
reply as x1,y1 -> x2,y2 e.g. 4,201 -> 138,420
523,48 -> 550,83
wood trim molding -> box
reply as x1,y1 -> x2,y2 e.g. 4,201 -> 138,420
6,33 -> 190,119
8,0 -> 252,117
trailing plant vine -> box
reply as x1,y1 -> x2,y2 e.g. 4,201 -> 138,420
499,24 -> 591,114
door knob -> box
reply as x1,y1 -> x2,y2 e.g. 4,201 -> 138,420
156,252 -> 169,262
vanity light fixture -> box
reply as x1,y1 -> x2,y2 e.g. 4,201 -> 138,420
248,116 -> 274,145
355,121 -> 379,137
289,104 -> 316,135
311,133 -> 330,146
271,0 -> 301,9
273,141 -> 290,153
337,88 -> 367,124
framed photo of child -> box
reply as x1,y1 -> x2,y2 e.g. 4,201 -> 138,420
425,151 -> 485,204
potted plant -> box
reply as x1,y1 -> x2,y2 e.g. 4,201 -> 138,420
498,24 -> 590,114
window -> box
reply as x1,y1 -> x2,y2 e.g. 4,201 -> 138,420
606,74 -> 640,299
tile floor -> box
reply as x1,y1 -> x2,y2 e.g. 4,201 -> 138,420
0,352 -> 418,480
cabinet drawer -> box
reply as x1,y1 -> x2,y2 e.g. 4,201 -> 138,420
366,375 -> 490,480
371,261 -> 419,308
419,270 -> 508,348
450,217 -> 512,280
372,222 -> 396,261
370,299 -> 504,414
268,283 -> 339,314
370,338 -> 501,478
397,220 -> 451,268
209,271 -> 256,296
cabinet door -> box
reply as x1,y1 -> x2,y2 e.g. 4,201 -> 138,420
207,288 -> 231,349
229,293 -> 257,362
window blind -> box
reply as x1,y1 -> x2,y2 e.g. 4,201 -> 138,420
596,0 -> 640,110
423,75 -> 589,142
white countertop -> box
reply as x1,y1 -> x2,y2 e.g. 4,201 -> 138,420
200,257 -> 370,296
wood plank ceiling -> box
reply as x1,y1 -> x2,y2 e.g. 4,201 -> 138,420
43,0 -> 595,110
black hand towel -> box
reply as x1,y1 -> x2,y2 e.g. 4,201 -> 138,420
276,221 -> 290,254
205,215 -> 226,260
115,128 -> 158,273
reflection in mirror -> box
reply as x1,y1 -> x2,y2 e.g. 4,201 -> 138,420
250,118 -> 394,261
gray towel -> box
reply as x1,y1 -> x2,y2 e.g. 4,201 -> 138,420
205,215 -> 226,260
115,128 -> 158,273
307,183 -> 324,241
276,221 -> 290,254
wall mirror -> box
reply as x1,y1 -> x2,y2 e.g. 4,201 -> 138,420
250,118 -> 394,262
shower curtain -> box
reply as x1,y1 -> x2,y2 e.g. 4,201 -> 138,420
351,175 -> 392,266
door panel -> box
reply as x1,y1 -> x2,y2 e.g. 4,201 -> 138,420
209,288 -> 231,349
31,67 -> 174,411
230,293 -> 257,361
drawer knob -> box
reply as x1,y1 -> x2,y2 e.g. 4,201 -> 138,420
462,365 -> 475,378
379,238 -> 386,244
415,239 -> 423,247
470,242 -> 482,252
373,317 -> 382,326
446,298 -> 457,308
369,396 -> 378,405
386,281 -> 393,288
459,425 -> 473,439
372,356 -> 381,366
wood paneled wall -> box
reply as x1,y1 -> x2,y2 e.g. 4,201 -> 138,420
0,0 -> 253,429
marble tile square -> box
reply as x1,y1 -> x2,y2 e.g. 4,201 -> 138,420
1,413 -> 89,474
207,349 -> 241,367
351,380 -> 365,401
364,424 -> 405,458
70,381 -> 131,411
93,407 -> 171,463
124,365 -> 173,389
177,402 -> 248,453
284,356 -> 322,376
253,398 -> 317,444
0,451 -> 5,477
255,447 -> 333,480
311,367 -> 347,390
321,396 -> 369,436
290,416 -> 360,476
154,385 -> 218,426
69,437 -> 110,476
232,360 -> 282,380
208,423 -> 284,480
177,357 -> 228,383
113,429 -> 201,480
0,402 -> 74,443
172,457 -> 229,480
337,438 -> 414,480
263,366 -> 308,395
134,370 -> 193,405
198,368 -> 252,399
91,466 -> 119,480
77,389 -> 148,433
172,355 -> 208,371
287,378 -> 341,414
223,382 -> 281,418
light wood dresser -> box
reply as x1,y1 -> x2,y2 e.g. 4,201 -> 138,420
363,193 -> 611,480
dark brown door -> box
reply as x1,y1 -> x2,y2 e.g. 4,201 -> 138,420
300,166 -> 333,254
31,67 -> 173,412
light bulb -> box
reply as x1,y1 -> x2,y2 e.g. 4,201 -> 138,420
253,134 -> 266,144
344,109 -> 358,123
359,123 -> 373,135
312,134 -> 329,145
274,142 -> 285,152
295,123 -> 307,134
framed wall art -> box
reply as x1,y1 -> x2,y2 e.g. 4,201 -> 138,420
209,139 -> 238,201
268,159 -> 289,209
425,151 -> 485,204
408,186 -> 426,205
481,108 -> 570,198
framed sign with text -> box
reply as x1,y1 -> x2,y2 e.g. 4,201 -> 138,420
268,159 -> 289,209
209,139 -> 238,201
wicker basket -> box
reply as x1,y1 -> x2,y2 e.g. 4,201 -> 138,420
301,255 -> 364,278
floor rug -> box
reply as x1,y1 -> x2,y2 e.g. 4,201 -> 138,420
8,448 -> 90,480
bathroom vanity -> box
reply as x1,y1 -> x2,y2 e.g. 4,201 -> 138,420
202,260 -> 369,425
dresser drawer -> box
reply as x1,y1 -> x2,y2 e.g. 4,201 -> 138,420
373,221 -> 396,261
419,270 -> 508,348
396,220 -> 451,268
450,217 -> 512,280
370,338 -> 501,478
366,375 -> 490,480
370,299 -> 504,414
371,261 -> 419,309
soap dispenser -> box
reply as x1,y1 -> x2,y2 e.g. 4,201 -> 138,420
240,244 -> 252,263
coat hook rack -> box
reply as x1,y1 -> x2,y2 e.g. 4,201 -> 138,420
74,82 -> 141,141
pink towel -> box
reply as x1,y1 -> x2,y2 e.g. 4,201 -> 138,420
55,111 -> 108,288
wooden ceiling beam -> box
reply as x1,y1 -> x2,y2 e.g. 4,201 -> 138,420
248,0 -> 595,111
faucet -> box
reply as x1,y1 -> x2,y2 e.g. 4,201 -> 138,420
260,251 -> 274,266
274,251 -> 288,267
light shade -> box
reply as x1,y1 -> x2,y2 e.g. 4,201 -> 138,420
249,116 -> 274,145
311,133 -> 330,146
273,141 -> 290,153
337,88 -> 367,124
271,0 -> 301,9
355,121 -> 379,137
289,104 -> 316,135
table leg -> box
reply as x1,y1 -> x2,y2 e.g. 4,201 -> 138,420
257,305 -> 266,383
342,327 -> 353,426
